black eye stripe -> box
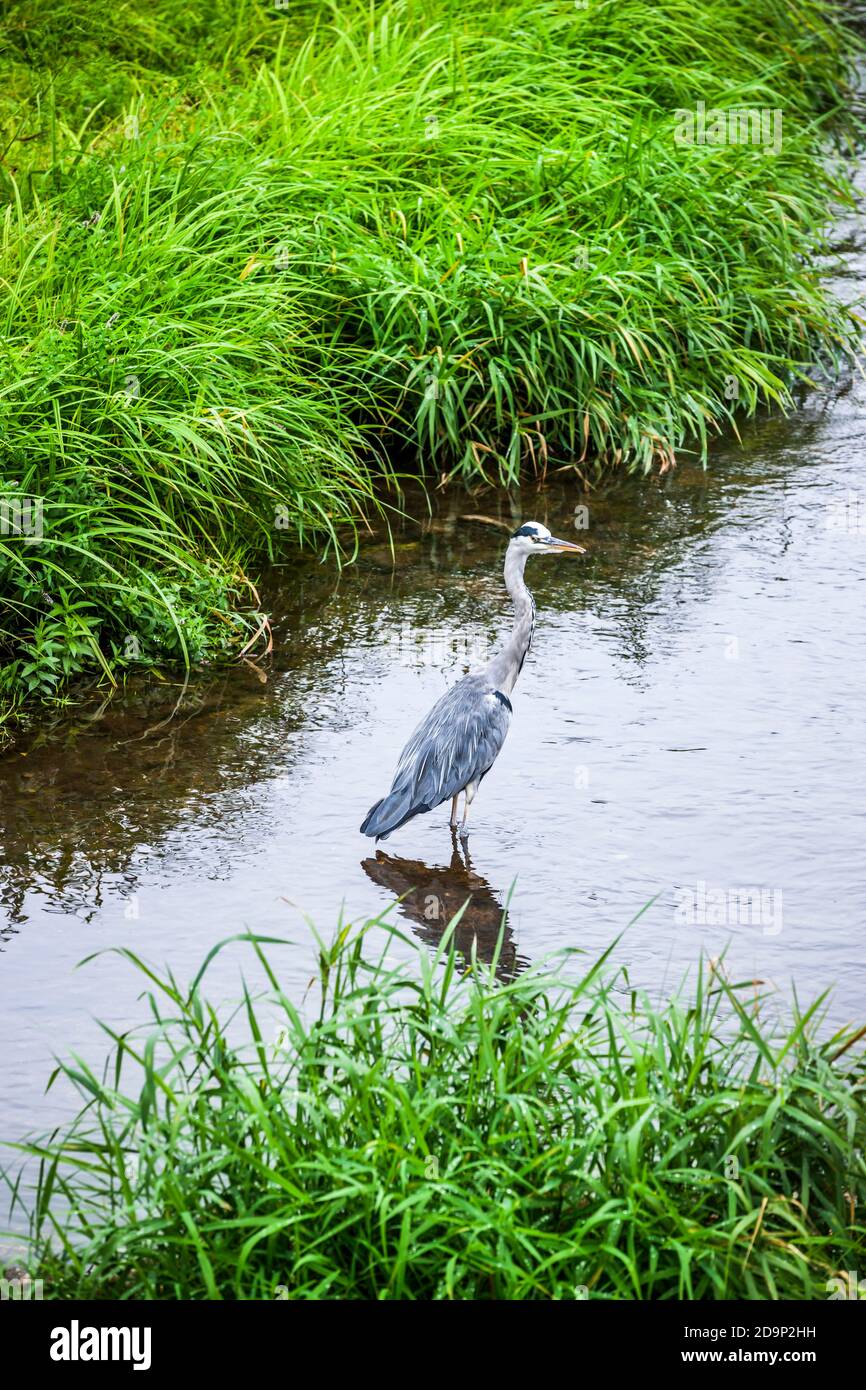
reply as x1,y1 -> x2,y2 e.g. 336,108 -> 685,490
511,524 -> 547,539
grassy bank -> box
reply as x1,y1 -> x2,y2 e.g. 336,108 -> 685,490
1,0 -> 862,720
5,918 -> 866,1299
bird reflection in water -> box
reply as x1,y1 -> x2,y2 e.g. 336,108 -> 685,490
361,832 -> 527,980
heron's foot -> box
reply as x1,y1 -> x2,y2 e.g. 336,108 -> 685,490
452,829 -> 473,871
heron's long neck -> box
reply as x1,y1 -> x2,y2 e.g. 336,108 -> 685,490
484,544 -> 535,695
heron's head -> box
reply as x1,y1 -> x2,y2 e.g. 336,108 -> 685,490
510,521 -> 585,556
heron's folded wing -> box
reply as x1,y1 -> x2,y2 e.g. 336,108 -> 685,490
392,677 -> 512,811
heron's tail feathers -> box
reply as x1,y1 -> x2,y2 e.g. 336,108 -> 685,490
359,787 -> 429,840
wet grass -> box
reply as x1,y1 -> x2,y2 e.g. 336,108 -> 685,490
5,916 -> 866,1299
0,0 -> 862,718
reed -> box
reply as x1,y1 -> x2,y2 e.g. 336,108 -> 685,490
5,915 -> 865,1299
1,0 -> 861,715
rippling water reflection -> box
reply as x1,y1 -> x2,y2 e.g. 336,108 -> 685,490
361,834 -> 527,980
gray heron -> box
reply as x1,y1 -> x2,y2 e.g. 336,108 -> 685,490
360,521 -> 584,840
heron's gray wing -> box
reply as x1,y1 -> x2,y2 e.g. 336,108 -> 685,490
394,674 -> 512,810
360,675 -> 512,837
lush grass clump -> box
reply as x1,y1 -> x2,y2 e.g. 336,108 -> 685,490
8,918 -> 866,1299
1,0 -> 862,717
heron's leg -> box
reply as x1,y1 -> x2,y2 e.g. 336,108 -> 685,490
460,783 -> 477,838
449,794 -> 460,829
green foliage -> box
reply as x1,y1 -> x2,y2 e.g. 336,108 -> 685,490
7,918 -> 866,1299
0,0 -> 861,714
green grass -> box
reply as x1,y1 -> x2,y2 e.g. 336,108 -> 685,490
1,0 -> 862,720
6,915 -> 866,1299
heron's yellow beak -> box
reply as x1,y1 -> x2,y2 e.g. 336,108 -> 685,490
546,537 -> 585,554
